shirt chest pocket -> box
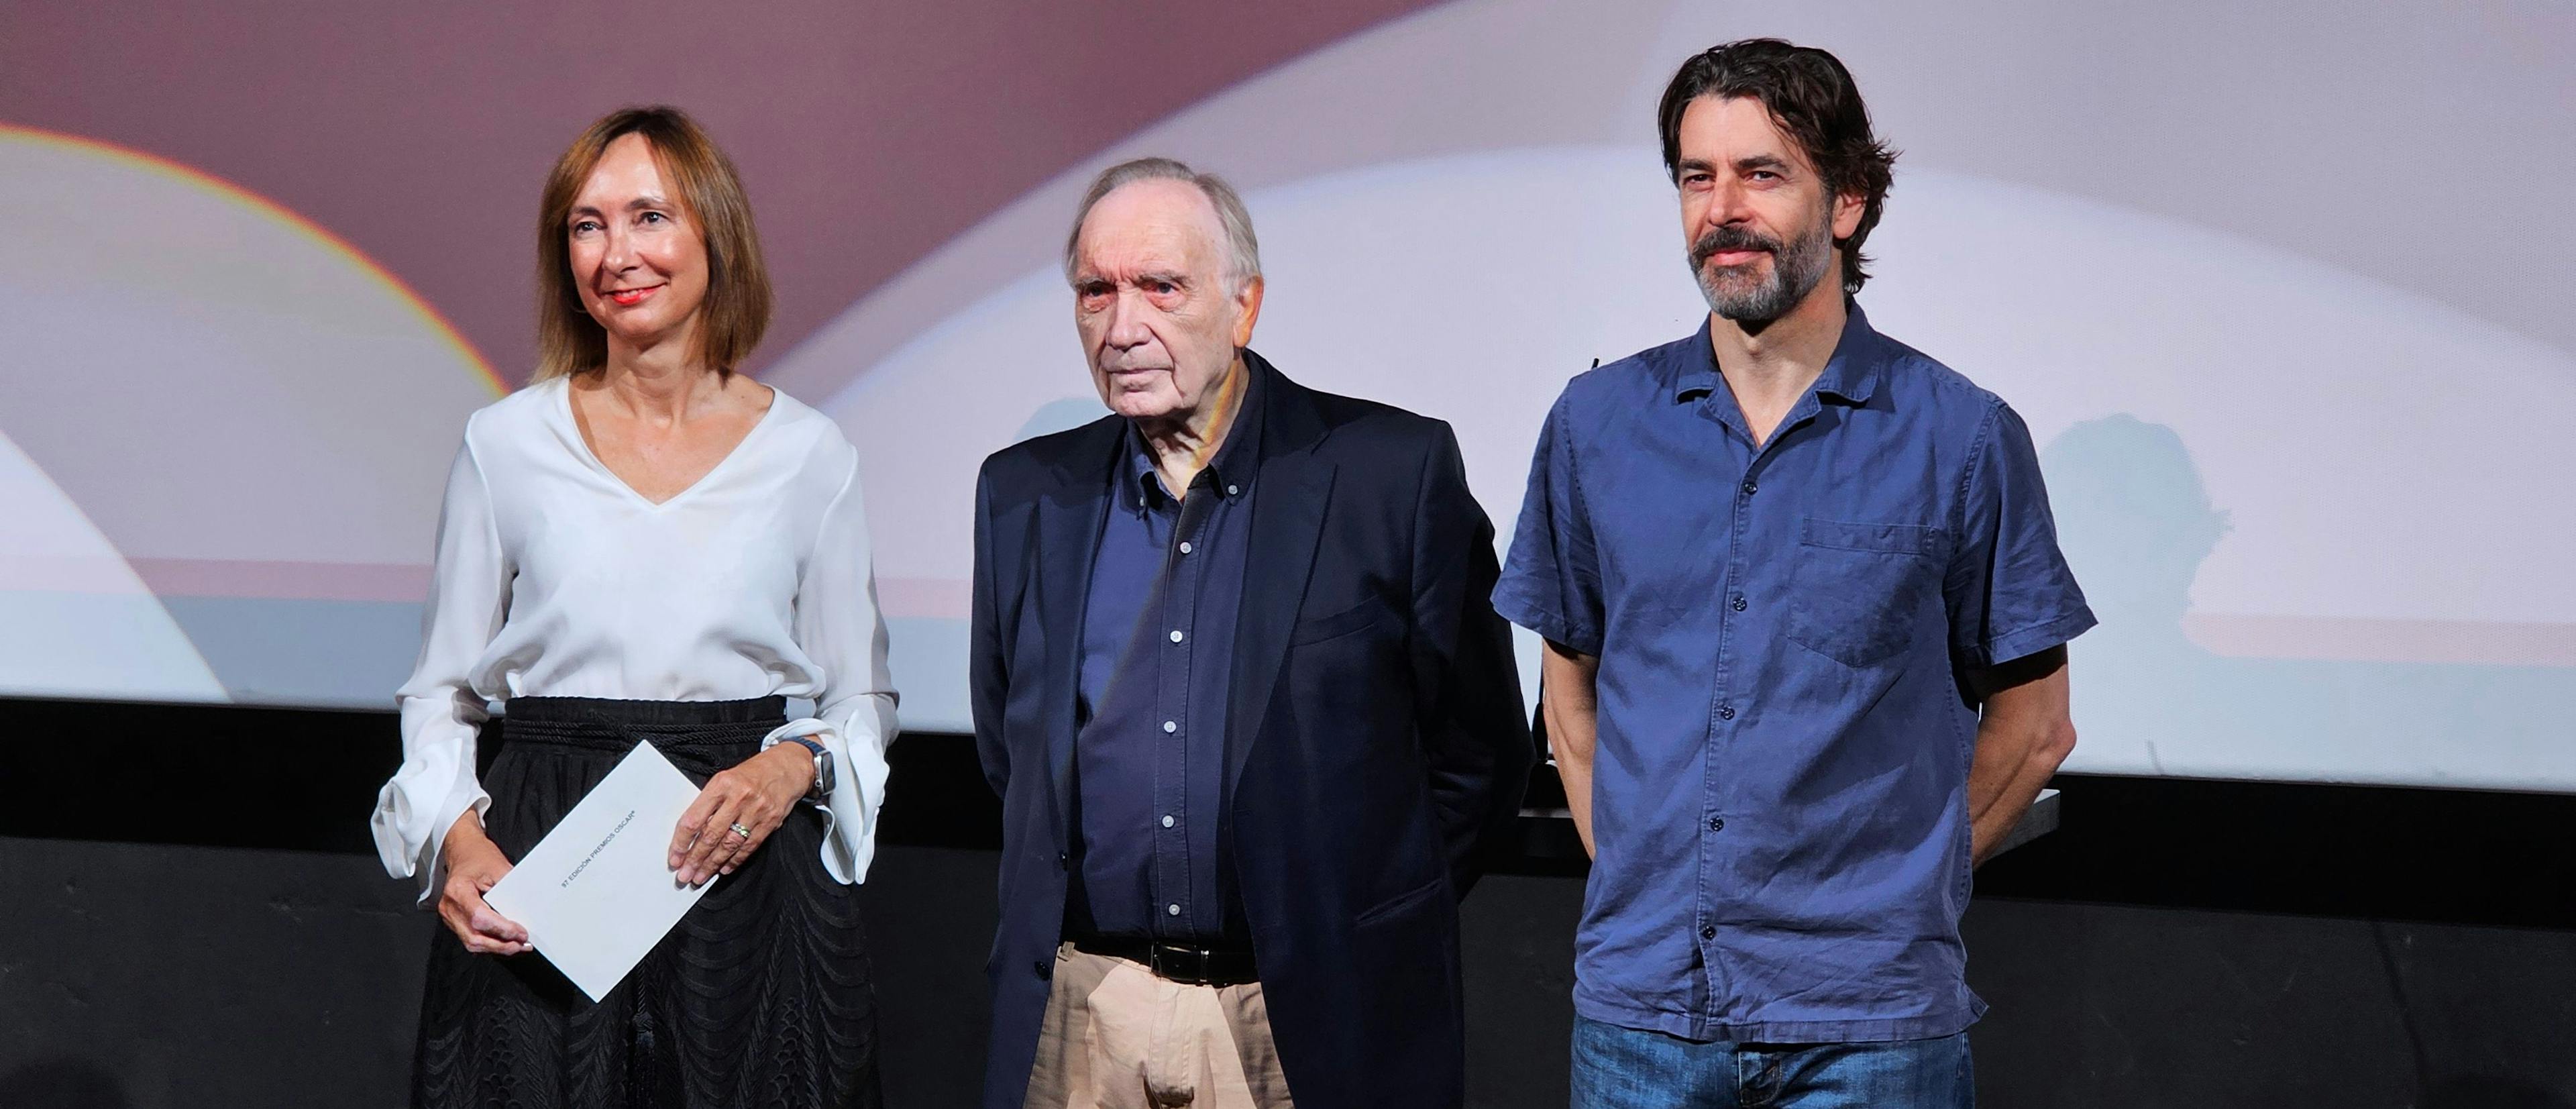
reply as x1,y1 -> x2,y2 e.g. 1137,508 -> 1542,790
1786,518 -> 1949,669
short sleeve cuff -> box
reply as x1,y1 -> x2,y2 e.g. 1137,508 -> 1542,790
1493,582 -> 1603,657
1964,607 -> 2098,671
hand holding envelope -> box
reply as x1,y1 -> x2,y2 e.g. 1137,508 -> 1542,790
484,743 -> 721,1002
435,820 -> 531,957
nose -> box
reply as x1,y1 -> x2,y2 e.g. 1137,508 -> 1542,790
598,222 -> 635,282
1102,287 -> 1155,350
1703,176 -> 1754,232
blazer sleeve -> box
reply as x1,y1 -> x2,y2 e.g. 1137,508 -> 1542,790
1405,423 -> 1535,898
969,460 -> 1012,799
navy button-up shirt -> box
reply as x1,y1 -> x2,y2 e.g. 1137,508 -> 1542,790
1496,305 -> 2094,1043
1067,374 -> 1262,945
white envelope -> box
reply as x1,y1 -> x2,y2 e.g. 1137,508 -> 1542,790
484,741 -> 715,1002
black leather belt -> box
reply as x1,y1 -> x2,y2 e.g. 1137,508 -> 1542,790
1071,935 -> 1260,987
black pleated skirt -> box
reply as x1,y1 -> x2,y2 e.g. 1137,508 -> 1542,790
411,696 -> 881,1109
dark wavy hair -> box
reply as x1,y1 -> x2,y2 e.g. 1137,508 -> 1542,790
1657,40 -> 1897,294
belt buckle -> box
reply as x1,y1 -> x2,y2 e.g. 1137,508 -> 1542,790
1148,942 -> 1214,985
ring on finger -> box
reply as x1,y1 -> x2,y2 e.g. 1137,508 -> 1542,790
729,821 -> 753,839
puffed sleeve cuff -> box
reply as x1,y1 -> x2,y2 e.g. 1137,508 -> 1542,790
761,695 -> 897,885
371,750 -> 492,907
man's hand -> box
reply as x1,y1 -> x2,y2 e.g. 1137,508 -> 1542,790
437,812 -> 531,955
667,744 -> 818,886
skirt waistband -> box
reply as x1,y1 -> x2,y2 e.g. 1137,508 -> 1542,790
499,696 -> 786,753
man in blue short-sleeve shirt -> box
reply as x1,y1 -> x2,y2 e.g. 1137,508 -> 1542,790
1495,40 -> 2094,1108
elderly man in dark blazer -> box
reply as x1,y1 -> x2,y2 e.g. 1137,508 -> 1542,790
969,156 -> 1533,1109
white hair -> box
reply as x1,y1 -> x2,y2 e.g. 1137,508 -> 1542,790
1063,157 -> 1263,295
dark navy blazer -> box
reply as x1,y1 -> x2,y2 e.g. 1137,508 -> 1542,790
970,352 -> 1533,1109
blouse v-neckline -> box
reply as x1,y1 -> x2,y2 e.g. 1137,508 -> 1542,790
557,376 -> 783,509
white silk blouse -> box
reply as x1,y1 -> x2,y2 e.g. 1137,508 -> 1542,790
370,375 -> 899,904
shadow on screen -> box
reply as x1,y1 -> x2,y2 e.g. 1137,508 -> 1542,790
2043,415 -> 2570,784
0,1057 -> 131,1109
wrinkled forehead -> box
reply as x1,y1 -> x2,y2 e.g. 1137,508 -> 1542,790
1676,93 -> 1817,175
1072,178 -> 1226,280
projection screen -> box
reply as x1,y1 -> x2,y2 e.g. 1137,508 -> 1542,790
3,0 -> 2570,792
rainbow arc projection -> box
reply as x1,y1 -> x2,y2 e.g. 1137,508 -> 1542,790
0,125 -> 500,705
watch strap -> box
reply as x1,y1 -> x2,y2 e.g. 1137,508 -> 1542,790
784,736 -> 833,804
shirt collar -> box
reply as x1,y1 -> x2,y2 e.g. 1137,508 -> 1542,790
1122,354 -> 1265,513
1670,300 -> 1886,407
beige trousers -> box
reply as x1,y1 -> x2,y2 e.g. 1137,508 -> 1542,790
1022,943 -> 1294,1109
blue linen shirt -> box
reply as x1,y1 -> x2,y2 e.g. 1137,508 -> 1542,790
1495,305 -> 2094,1043
1067,376 -> 1261,944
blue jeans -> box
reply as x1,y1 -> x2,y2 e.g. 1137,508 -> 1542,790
1570,1014 -> 1973,1109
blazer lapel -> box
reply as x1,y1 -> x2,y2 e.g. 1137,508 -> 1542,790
1226,356 -> 1336,801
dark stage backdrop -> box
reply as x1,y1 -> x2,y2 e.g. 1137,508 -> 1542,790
2,699 -> 2573,1107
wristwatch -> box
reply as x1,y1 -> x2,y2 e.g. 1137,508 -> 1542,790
784,736 -> 834,805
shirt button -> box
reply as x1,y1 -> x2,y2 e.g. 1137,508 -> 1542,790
1163,720 -> 1177,733
1709,816 -> 1725,831
1717,704 -> 1736,721
1731,596 -> 1748,612
1167,903 -> 1183,917
1161,814 -> 1176,829
1169,629 -> 1185,643
1227,484 -> 1240,496
1179,541 -> 1193,555
1701,925 -> 1717,941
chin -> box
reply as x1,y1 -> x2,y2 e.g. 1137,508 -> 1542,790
1097,376 -> 1177,416
1106,394 -> 1179,421
606,314 -> 686,348
1701,261 -> 1770,288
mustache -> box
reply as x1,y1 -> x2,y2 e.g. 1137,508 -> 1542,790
1690,226 -> 1784,269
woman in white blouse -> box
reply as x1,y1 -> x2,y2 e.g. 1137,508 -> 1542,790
371,106 -> 896,1108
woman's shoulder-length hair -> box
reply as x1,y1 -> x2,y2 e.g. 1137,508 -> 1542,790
532,105 -> 773,382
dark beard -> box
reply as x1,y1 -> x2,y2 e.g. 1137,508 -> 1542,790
1690,209 -> 1834,325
